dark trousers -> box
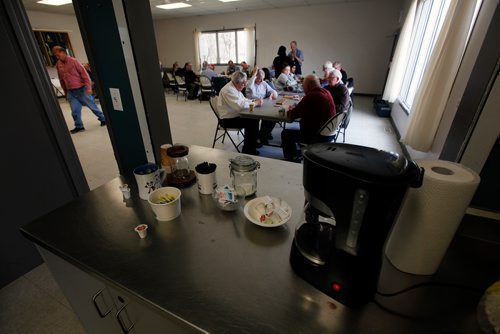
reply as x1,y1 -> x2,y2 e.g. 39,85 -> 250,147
281,129 -> 304,160
220,117 -> 259,151
259,120 -> 276,140
187,83 -> 199,99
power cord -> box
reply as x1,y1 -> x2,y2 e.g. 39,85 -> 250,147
376,281 -> 482,297
373,282 -> 483,319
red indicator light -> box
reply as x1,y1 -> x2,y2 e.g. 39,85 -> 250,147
332,282 -> 341,292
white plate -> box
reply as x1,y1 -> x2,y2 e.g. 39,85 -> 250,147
244,196 -> 292,228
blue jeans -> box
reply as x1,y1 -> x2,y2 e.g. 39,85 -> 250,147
67,86 -> 105,128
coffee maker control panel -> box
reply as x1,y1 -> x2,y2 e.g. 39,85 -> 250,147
345,189 -> 369,254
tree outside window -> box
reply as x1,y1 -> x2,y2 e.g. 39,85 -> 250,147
199,29 -> 247,65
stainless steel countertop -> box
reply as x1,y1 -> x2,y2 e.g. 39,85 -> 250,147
21,146 -> 487,333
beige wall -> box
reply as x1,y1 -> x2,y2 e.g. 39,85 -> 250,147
154,0 -> 403,94
26,10 -> 88,64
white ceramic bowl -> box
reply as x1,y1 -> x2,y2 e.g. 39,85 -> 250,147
148,187 -> 181,221
244,196 -> 292,227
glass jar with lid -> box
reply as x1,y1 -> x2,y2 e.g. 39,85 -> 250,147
229,155 -> 260,197
167,145 -> 191,181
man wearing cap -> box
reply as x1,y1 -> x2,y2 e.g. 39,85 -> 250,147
325,69 -> 351,114
52,45 -> 106,134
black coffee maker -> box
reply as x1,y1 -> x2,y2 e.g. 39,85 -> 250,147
290,143 -> 423,307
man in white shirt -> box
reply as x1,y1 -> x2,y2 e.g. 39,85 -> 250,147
200,60 -> 217,80
246,68 -> 278,100
246,68 -> 278,144
218,72 -> 264,155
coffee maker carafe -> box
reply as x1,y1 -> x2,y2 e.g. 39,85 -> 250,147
290,143 -> 423,307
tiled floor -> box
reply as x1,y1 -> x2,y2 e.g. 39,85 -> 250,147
0,94 -> 402,333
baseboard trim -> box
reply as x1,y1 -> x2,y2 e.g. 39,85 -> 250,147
466,207 -> 500,221
352,93 -> 379,98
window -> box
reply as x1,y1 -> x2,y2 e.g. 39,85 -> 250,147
199,29 -> 249,65
399,0 -> 451,110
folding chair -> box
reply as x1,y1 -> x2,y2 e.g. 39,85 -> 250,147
209,96 -> 245,152
199,75 -> 214,103
174,75 -> 188,101
336,101 -> 352,143
165,72 -> 177,94
317,111 -> 347,143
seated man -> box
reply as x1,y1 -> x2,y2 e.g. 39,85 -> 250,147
178,62 -> 199,99
240,61 -> 252,77
320,60 -> 333,87
226,60 -> 239,75
324,69 -> 351,114
281,75 -> 336,162
200,60 -> 217,80
218,72 -> 264,155
333,61 -> 350,86
246,67 -> 278,144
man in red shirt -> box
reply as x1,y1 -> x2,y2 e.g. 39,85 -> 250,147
52,46 -> 106,134
281,75 -> 336,162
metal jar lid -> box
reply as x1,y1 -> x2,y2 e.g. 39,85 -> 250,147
229,155 -> 260,172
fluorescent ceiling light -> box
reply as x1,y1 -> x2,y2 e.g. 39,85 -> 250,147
37,0 -> 72,5
219,0 -> 241,2
156,3 -> 192,10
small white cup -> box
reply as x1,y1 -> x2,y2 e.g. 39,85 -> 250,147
148,187 -> 182,221
119,184 -> 131,199
195,162 -> 217,195
134,224 -> 148,238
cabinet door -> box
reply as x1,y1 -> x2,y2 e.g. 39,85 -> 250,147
107,286 -> 204,334
38,247 -> 122,334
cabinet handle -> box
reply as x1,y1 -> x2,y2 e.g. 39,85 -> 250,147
116,303 -> 135,333
92,289 -> 112,318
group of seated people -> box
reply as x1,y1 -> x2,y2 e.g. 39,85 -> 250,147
166,60 -> 257,100
165,56 -> 351,160
320,60 -> 353,89
167,49 -> 311,101
216,63 -> 352,160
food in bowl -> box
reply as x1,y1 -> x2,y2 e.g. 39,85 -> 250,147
156,194 -> 176,204
148,187 -> 182,221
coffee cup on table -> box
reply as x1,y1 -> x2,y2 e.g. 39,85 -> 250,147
133,163 -> 166,200
249,102 -> 255,112
195,162 -> 217,195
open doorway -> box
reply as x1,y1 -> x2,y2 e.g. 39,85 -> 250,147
23,1 -> 119,190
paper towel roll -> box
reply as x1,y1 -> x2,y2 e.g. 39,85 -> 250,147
385,160 -> 480,275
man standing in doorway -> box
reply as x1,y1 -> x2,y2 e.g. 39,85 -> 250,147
288,41 -> 304,75
52,45 -> 106,134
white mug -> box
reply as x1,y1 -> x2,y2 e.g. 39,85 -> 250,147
133,163 -> 166,200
